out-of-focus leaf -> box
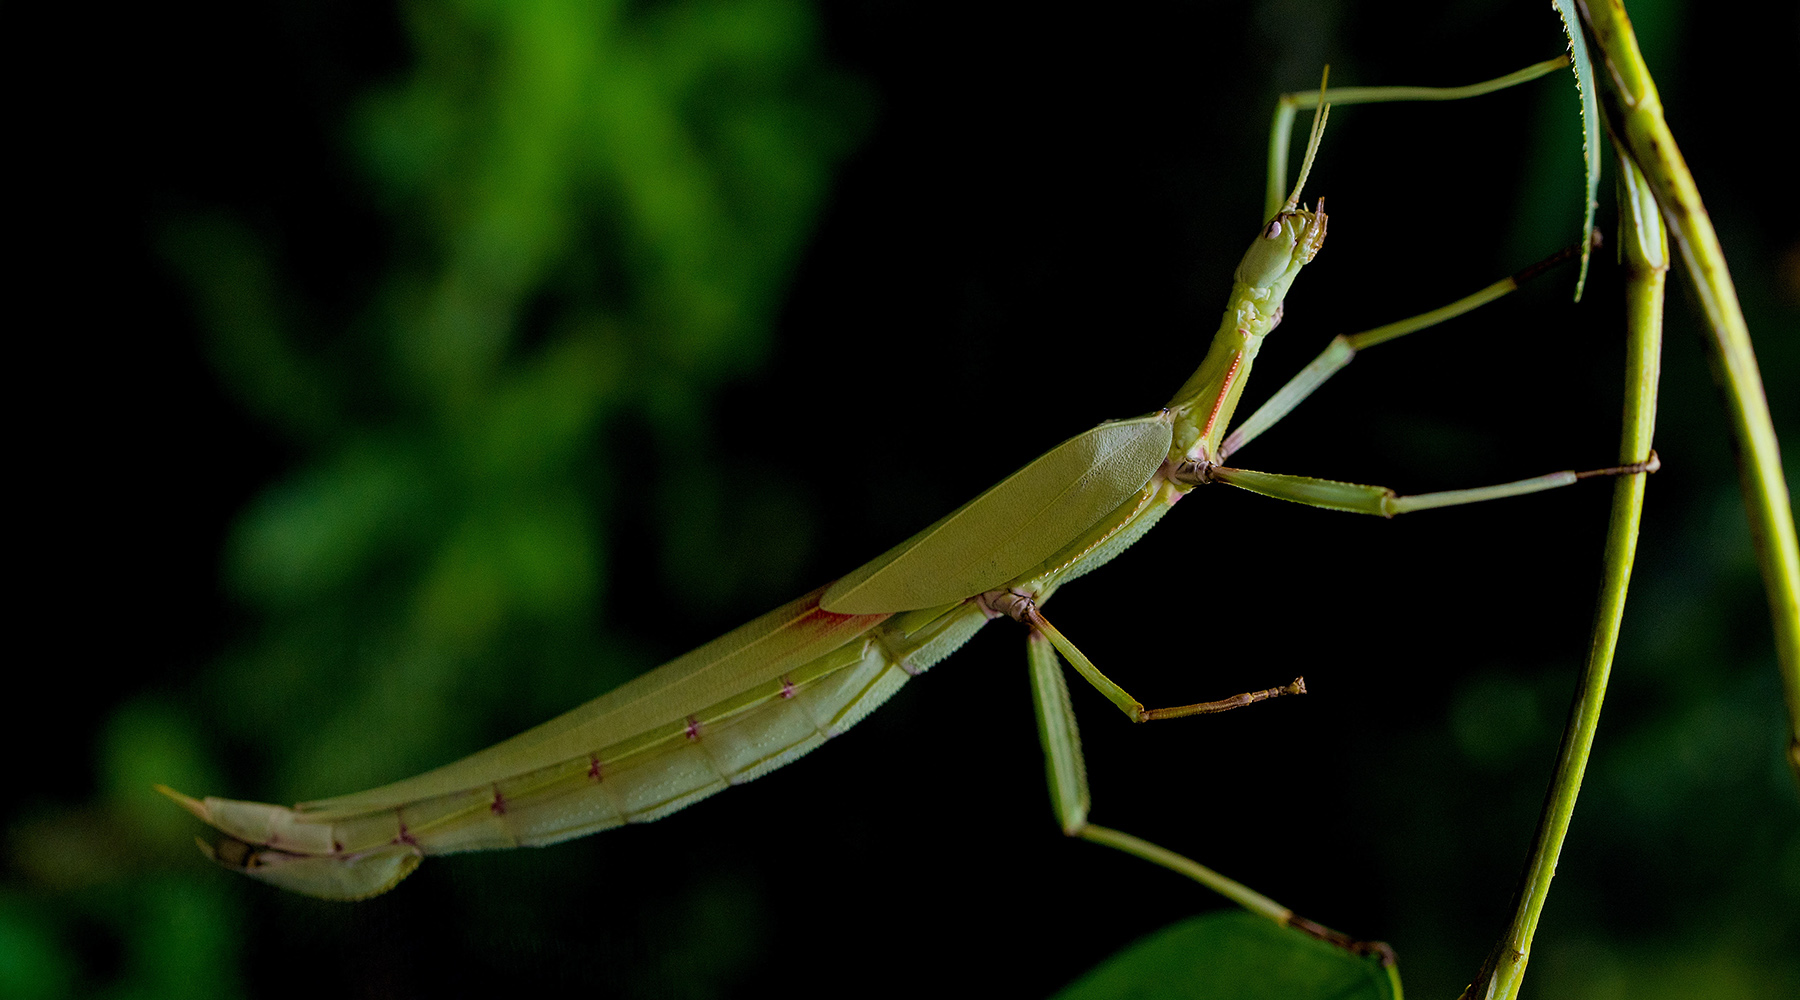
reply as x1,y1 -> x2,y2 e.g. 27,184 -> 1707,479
160,215 -> 342,441
0,895 -> 74,1000
1053,912 -> 1400,1000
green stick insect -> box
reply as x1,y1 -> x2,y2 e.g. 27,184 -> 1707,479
162,57 -> 1650,950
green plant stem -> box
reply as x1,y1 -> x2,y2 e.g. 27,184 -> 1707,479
1461,139 -> 1667,1000
1579,0 -> 1800,780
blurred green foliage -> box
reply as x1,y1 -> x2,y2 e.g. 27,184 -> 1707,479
11,0 -> 860,996
9,0 -> 1797,998
157,0 -> 863,805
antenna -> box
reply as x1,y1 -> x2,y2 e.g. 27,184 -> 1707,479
1284,67 -> 1331,211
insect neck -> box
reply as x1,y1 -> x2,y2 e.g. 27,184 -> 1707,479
1166,202 -> 1326,466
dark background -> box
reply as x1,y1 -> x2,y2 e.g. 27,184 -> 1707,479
8,1 -> 1797,998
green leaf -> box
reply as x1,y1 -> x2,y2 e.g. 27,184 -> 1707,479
1554,0 -> 1602,300
1052,912 -> 1401,1000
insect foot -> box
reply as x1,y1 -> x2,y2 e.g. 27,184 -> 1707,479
1287,914 -> 1398,967
1574,449 -> 1661,479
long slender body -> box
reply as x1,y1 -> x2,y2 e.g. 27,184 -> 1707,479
163,185 -> 1330,898
170,69 -> 1622,904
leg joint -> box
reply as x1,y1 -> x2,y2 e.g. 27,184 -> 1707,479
977,588 -> 1037,624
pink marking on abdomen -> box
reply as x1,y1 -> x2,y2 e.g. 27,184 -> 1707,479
684,716 -> 702,741
780,675 -> 796,699
588,753 -> 604,781
490,784 -> 507,816
393,810 -> 418,846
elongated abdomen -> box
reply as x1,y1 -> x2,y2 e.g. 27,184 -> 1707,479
163,587 -> 989,900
